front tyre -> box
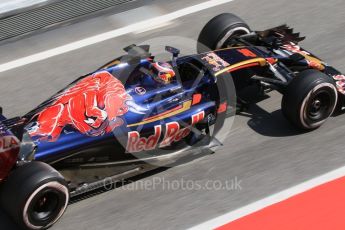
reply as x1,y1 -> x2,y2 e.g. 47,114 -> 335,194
0,162 -> 69,230
282,69 -> 338,130
197,13 -> 251,53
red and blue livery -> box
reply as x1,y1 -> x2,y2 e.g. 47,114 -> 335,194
1,13 -> 345,230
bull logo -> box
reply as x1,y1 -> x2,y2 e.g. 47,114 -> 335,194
29,71 -> 130,142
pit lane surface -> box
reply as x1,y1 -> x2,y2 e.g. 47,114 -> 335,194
1,0 -> 345,229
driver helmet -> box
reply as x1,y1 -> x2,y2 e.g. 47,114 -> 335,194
151,62 -> 176,84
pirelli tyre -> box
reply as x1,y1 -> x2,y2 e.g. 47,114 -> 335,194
0,161 -> 69,230
197,13 -> 251,53
282,69 -> 338,130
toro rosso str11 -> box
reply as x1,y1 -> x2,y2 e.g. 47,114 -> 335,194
1,13 -> 345,229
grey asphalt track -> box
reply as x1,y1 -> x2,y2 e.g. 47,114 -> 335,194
1,0 -> 345,229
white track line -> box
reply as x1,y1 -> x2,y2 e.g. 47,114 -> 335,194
188,165 -> 345,230
0,0 -> 234,73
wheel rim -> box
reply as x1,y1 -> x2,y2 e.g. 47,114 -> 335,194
31,189 -> 60,222
24,181 -> 69,229
216,27 -> 250,49
306,90 -> 332,122
301,83 -> 337,129
224,30 -> 249,47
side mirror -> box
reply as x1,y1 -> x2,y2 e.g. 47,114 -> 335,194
165,46 -> 180,68
165,46 -> 180,58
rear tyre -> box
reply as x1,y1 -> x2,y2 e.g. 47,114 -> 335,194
0,162 -> 69,230
197,13 -> 251,53
282,69 -> 338,130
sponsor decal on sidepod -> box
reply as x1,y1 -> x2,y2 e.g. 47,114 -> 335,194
126,111 -> 205,153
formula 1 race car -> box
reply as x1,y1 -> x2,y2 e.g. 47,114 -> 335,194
1,13 -> 344,229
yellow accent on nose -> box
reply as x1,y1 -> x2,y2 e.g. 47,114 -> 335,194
215,58 -> 267,76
